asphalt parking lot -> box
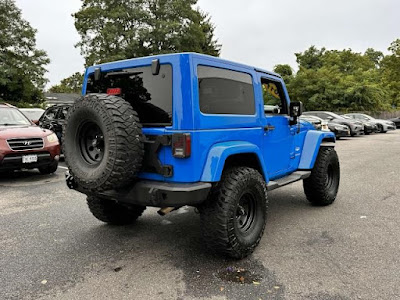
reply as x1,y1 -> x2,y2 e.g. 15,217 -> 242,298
1,131 -> 399,300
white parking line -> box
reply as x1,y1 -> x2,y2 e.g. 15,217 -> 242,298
58,166 -> 69,170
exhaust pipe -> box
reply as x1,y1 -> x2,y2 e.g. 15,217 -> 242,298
157,207 -> 175,216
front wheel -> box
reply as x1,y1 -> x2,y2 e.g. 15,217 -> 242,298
303,147 -> 340,206
200,167 -> 268,259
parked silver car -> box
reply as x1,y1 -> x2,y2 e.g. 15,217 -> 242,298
344,113 -> 396,133
341,115 -> 377,134
303,111 -> 364,136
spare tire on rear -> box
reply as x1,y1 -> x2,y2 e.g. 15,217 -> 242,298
63,93 -> 144,192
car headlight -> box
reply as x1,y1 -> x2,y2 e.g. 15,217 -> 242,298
47,133 -> 58,143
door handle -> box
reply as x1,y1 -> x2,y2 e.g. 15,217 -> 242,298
264,125 -> 275,131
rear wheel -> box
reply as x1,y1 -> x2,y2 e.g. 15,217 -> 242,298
87,195 -> 146,225
303,147 -> 340,206
200,167 -> 268,259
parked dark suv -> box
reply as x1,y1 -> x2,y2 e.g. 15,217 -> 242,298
39,104 -> 71,145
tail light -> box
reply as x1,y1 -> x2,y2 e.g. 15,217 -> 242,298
107,88 -> 121,95
172,133 -> 191,158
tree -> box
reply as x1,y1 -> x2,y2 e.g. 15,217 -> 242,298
73,0 -> 221,66
49,72 -> 84,93
380,39 -> 400,108
288,46 -> 391,112
0,0 -> 49,103
273,64 -> 293,84
364,48 -> 383,67
295,46 -> 326,70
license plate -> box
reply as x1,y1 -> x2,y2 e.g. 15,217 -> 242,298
22,154 -> 38,163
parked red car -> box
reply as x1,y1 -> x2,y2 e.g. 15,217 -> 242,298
0,103 -> 60,174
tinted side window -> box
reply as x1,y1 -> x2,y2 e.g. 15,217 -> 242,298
198,66 -> 255,115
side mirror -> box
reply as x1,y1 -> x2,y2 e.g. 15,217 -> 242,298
289,101 -> 303,125
327,116 -> 334,121
290,101 -> 303,118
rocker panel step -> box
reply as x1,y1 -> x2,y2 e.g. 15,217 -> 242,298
267,171 -> 311,191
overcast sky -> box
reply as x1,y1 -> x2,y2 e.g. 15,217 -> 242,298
15,0 -> 400,89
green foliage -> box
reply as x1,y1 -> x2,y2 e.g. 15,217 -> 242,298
0,0 -> 49,104
364,48 -> 383,67
273,64 -> 293,84
286,41 -> 400,112
380,39 -> 400,108
295,46 -> 326,70
49,72 -> 84,93
73,0 -> 221,66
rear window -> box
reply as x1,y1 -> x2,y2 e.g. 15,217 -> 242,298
86,64 -> 172,126
198,66 -> 255,115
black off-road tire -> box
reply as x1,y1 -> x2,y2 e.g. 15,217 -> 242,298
87,195 -> 146,225
199,167 -> 268,259
38,160 -> 58,175
303,147 -> 340,206
63,94 -> 144,192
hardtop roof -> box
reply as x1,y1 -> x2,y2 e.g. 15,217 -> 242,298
86,52 -> 282,79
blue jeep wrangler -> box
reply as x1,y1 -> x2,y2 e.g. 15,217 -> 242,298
64,53 -> 340,259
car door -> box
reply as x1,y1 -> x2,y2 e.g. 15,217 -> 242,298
53,106 -> 68,140
260,75 -> 296,179
39,106 -> 58,129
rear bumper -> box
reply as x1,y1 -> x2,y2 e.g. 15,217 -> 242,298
66,173 -> 212,207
